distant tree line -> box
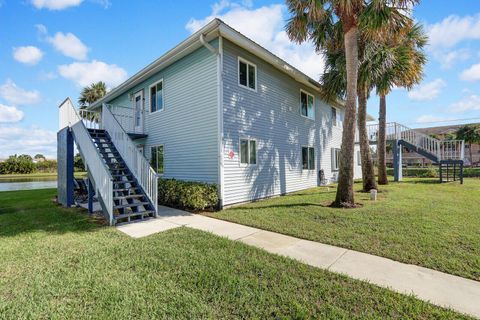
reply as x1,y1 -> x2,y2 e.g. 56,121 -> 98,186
0,153 -> 85,175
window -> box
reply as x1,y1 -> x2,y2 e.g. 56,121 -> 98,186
357,150 -> 361,166
150,80 -> 163,113
238,58 -> 256,91
302,147 -> 315,170
150,145 -> 164,174
300,90 -> 315,119
331,148 -> 341,171
331,107 -> 337,126
240,139 -> 257,165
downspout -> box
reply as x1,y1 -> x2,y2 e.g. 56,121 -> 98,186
200,33 -> 224,208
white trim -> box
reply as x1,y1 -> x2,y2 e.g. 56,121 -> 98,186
150,144 -> 165,176
148,79 -> 164,114
331,106 -> 338,127
332,148 -> 340,171
301,145 -> 315,171
239,137 -> 257,166
133,90 -> 144,132
237,56 -> 257,92
300,89 -> 315,120
217,36 -> 225,207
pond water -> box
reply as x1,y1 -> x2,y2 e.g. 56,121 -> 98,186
0,177 -> 57,192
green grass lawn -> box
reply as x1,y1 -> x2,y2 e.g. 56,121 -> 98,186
0,189 -> 471,319
210,178 -> 480,281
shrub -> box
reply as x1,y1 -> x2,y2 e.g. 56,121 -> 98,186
158,178 -> 218,211
420,166 -> 438,178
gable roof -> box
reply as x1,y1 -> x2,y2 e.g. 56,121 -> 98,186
89,19 -> 324,109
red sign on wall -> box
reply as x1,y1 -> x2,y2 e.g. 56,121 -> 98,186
228,151 -> 235,159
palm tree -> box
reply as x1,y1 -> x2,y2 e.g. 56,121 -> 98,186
375,23 -> 427,185
456,124 -> 480,166
78,81 -> 107,108
286,0 -> 418,207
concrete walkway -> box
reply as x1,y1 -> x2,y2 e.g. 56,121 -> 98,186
117,206 -> 480,318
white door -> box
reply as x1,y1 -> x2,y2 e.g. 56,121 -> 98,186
133,90 -> 143,133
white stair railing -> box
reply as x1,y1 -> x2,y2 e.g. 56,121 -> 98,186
102,103 -> 158,216
59,99 -> 114,225
366,122 -> 465,161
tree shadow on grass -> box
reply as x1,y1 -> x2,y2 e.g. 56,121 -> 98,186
228,202 -> 330,211
0,190 -> 104,238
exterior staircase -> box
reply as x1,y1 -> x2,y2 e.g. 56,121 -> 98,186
366,122 -> 465,183
88,129 -> 156,224
58,98 -> 158,225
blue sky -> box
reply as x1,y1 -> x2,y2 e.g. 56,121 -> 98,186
1,0 -> 480,158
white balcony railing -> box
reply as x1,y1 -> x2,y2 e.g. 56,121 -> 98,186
58,99 -> 114,225
366,122 -> 465,161
107,104 -> 148,135
102,104 -> 158,216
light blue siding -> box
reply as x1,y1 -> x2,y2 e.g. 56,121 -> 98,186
221,39 -> 361,205
108,44 -> 219,184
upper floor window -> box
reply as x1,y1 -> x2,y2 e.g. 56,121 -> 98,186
331,107 -> 337,126
302,147 -> 315,170
150,80 -> 163,113
300,90 -> 315,119
238,57 -> 256,91
240,138 -> 257,165
150,145 -> 164,174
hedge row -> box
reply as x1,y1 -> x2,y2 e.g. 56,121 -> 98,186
158,178 -> 218,211
386,167 -> 480,178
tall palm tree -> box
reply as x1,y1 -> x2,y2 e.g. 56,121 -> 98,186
78,81 -> 107,108
286,0 -> 417,207
320,33 -> 399,192
456,124 -> 480,166
375,23 -> 427,185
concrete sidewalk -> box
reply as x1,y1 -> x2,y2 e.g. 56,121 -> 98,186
117,206 -> 480,318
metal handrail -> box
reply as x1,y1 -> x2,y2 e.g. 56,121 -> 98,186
366,122 -> 465,161
102,103 -> 158,216
59,99 -> 115,225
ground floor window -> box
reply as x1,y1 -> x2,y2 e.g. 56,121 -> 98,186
240,139 -> 257,165
357,150 -> 361,166
150,145 -> 164,174
332,148 -> 341,171
302,147 -> 315,170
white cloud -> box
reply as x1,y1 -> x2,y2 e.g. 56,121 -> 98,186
0,125 -> 56,159
58,60 -> 127,88
415,115 -> 454,124
186,1 -> 324,79
428,14 -> 480,49
0,79 -> 41,106
432,49 -> 470,69
407,79 -> 446,101
449,95 -> 480,113
460,63 -> 480,82
31,0 -> 83,10
47,32 -> 89,60
12,46 -> 44,65
0,104 -> 24,123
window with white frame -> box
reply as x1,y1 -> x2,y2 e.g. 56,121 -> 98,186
357,150 -> 361,166
331,107 -> 337,126
302,147 -> 315,170
238,58 -> 256,91
240,139 -> 257,165
150,80 -> 163,113
300,91 -> 315,119
331,148 -> 341,171
150,145 -> 164,174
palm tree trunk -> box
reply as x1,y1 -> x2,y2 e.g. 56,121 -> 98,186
378,94 -> 388,185
334,26 -> 358,207
358,86 -> 377,191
